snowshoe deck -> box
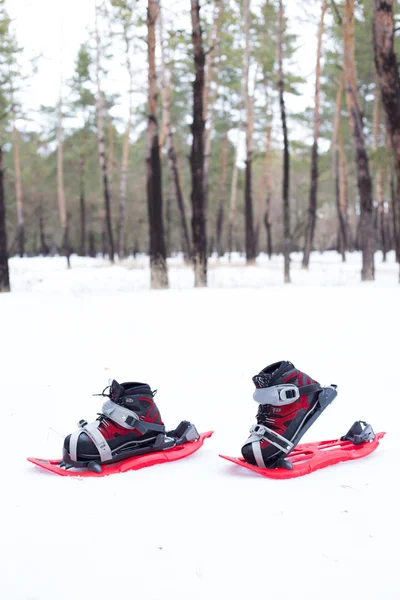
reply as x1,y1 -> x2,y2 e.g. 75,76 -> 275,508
28,430 -> 213,477
220,431 -> 385,479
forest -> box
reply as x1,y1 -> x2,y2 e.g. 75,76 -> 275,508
1,0 -> 400,290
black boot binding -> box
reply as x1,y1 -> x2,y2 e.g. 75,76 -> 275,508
62,380 -> 199,473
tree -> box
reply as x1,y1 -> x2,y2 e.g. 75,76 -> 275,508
243,0 -> 256,264
190,0 -> 207,287
373,0 -> 400,273
0,145 -> 9,292
147,0 -> 168,288
278,0 -> 290,283
0,0 -> 20,291
158,2 -> 191,261
95,2 -> 115,263
69,43 -> 96,257
302,0 -> 328,269
11,113 -> 24,257
57,91 -> 70,268
108,0 -> 137,259
343,0 -> 374,280
203,0 -> 223,216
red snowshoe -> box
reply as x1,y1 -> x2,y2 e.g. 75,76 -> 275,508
220,421 -> 385,479
28,379 -> 213,477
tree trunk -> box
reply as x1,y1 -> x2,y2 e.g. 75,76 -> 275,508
343,0 -> 374,281
278,0 -> 290,283
95,5 -> 115,263
373,0 -> 400,272
158,5 -> 191,261
373,76 -> 387,261
57,97 -> 70,268
332,72 -> 348,261
147,0 -> 168,288
390,169 -> 399,259
338,131 -> 350,257
203,0 -> 223,214
228,121 -> 242,259
190,0 -> 207,287
0,146 -> 10,292
216,128 -> 228,257
263,121 -> 273,259
39,197 -> 48,256
79,149 -> 86,256
243,0 -> 256,264
12,123 -> 24,258
302,0 -> 328,269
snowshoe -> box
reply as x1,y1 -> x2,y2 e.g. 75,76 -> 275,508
220,421 -> 385,479
241,361 -> 338,469
28,379 -> 213,477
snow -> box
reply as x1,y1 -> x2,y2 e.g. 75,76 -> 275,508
1,251 -> 399,600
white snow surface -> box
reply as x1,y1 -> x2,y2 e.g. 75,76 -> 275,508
1,251 -> 399,600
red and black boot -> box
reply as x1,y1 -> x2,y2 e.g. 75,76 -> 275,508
241,361 -> 337,469
63,379 -> 199,472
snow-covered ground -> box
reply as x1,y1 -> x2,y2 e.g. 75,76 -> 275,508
1,251 -> 399,600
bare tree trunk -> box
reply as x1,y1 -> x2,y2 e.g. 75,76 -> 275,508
278,0 -> 290,283
118,54 -> 133,259
12,123 -> 24,257
263,121 -> 273,258
373,0 -> 400,272
79,149 -> 86,256
332,72 -> 348,261
343,0 -> 374,281
57,97 -> 70,268
95,4 -> 115,263
158,4 -> 191,261
203,0 -> 223,214
190,0 -> 207,287
338,131 -> 350,256
228,121 -> 242,260
373,76 -> 387,261
0,146 -> 10,292
39,197 -> 48,256
243,0 -> 256,265
216,128 -> 228,257
147,0 -> 168,288
302,0 -> 328,269
390,169 -> 399,259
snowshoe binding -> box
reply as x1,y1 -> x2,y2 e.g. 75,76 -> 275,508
241,361 -> 338,469
28,379 -> 213,476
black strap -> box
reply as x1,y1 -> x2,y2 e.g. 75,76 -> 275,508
298,384 -> 320,396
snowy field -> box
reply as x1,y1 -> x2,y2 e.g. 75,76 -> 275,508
1,251 -> 399,600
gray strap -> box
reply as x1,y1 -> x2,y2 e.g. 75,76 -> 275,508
69,422 -> 113,463
252,441 -> 267,469
253,384 -> 299,406
101,400 -> 165,434
69,429 -> 83,462
83,422 -> 113,462
247,424 -> 294,455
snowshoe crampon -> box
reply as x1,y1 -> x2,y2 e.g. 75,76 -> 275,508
220,421 -> 385,479
28,426 -> 213,477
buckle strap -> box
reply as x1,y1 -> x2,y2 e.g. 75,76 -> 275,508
102,400 -> 165,434
248,423 -> 294,454
253,383 -> 320,406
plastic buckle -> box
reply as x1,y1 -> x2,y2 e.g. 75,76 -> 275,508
77,419 -> 88,428
278,385 -> 299,403
250,424 -> 268,438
